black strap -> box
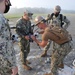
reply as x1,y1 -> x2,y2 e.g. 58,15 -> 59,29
50,13 -> 54,20
59,14 -> 63,27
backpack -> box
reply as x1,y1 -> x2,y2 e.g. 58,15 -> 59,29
46,25 -> 72,45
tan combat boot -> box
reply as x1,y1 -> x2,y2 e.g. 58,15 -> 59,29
58,63 -> 64,69
23,64 -> 32,70
44,73 -> 53,75
40,50 -> 47,57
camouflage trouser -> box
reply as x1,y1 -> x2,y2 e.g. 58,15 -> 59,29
50,41 -> 73,75
0,58 -> 12,75
44,40 -> 52,52
19,38 -> 30,65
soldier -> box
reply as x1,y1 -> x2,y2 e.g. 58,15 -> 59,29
16,10 -> 33,70
31,16 -> 73,75
0,0 -> 18,75
41,5 -> 70,57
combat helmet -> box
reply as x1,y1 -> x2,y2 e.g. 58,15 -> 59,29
35,16 -> 46,25
24,10 -> 33,16
24,10 -> 33,19
54,5 -> 61,12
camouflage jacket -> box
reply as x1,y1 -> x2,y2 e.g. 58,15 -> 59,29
48,13 -> 70,29
16,17 -> 33,38
0,13 -> 16,68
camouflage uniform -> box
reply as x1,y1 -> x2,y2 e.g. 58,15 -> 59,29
16,17 -> 32,65
51,41 -> 73,75
42,27 -> 73,75
0,14 -> 17,75
34,15 -> 73,75
43,13 -> 70,55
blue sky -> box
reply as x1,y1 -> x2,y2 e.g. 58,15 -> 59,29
10,0 -> 75,10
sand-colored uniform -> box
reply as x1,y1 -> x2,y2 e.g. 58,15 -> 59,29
0,14 -> 17,75
42,27 -> 73,75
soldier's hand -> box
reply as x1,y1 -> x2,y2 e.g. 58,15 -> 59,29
31,35 -> 36,41
12,66 -> 18,75
25,36 -> 30,40
50,25 -> 54,29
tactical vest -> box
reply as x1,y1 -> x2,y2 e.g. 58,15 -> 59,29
49,13 -> 64,27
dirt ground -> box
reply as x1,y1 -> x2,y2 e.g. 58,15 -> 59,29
9,15 -> 75,75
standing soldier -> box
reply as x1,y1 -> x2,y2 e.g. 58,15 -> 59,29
0,0 -> 18,75
16,10 -> 33,70
31,16 -> 73,75
41,5 -> 70,57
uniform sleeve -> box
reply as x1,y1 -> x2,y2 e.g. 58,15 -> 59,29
16,20 -> 26,37
62,15 -> 70,29
42,32 -> 49,41
6,22 -> 17,68
0,15 -> 17,68
7,41 -> 17,68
